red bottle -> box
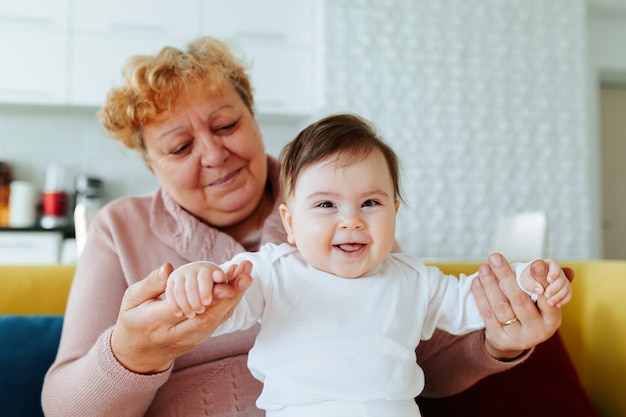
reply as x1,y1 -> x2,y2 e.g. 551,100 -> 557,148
40,163 -> 69,229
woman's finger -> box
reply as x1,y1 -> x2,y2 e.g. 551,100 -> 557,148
122,263 -> 173,311
471,269 -> 503,328
176,291 -> 243,336
475,261 -> 521,326
486,254 -> 538,323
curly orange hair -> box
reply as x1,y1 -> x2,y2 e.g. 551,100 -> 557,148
98,37 -> 254,158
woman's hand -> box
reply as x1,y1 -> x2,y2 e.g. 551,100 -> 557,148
110,262 -> 252,374
471,253 -> 574,360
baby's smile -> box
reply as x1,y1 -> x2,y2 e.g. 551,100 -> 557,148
334,243 -> 367,253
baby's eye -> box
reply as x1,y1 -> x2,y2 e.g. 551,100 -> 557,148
362,199 -> 380,207
317,201 -> 335,208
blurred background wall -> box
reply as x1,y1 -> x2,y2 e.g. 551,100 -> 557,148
2,0 -> 625,260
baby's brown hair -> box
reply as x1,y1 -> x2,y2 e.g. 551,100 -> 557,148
279,113 -> 404,204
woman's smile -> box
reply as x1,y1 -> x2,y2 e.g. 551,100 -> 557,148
208,167 -> 242,187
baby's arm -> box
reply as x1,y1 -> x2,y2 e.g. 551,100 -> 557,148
517,259 -> 572,308
165,261 -> 252,318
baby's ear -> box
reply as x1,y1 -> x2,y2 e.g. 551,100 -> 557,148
279,203 -> 296,244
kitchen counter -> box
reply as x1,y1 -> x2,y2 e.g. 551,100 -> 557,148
0,225 -> 74,238
0,226 -> 75,264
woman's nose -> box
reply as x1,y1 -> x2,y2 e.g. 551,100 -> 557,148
199,134 -> 229,167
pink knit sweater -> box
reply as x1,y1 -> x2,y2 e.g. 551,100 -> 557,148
42,157 -> 523,417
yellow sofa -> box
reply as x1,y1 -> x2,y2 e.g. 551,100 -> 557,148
1,261 -> 625,416
433,261 -> 626,417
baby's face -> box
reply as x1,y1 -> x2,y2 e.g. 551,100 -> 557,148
280,151 -> 399,278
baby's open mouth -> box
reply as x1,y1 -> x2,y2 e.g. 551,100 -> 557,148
335,243 -> 366,252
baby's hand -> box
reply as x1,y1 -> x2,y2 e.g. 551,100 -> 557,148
519,259 -> 573,308
165,261 -> 253,319
165,262 -> 222,318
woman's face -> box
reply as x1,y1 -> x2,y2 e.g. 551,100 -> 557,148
142,84 -> 267,228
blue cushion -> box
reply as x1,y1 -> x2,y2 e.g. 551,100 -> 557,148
0,315 -> 63,417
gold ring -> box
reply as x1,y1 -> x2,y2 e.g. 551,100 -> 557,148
503,317 -> 519,326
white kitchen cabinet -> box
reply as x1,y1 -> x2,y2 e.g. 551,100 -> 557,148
69,37 -> 188,107
202,0 -> 314,45
69,0 -> 200,107
71,0 -> 199,38
0,0 -> 69,104
0,231 -> 63,264
1,0 -> 324,116
244,45 -> 315,115
201,0 -> 324,116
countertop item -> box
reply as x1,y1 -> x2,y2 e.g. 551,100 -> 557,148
0,161 -> 13,227
9,181 -> 37,228
41,163 -> 69,229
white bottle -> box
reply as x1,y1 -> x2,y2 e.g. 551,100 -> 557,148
9,181 -> 37,228
73,176 -> 103,257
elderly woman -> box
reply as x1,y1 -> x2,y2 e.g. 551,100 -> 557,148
42,37 -> 567,417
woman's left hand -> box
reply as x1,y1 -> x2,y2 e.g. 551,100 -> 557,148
471,253 -> 574,360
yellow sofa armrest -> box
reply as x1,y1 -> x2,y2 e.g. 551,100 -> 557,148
430,259 -> 626,417
0,264 -> 75,315
559,261 -> 626,417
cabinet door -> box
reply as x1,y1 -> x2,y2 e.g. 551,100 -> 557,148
201,0 -> 323,116
69,0 -> 200,106
245,45 -> 315,115
72,0 -> 199,39
70,37 -> 188,107
0,0 -> 69,104
202,0 -> 314,45
0,32 -> 68,104
0,1 -> 68,32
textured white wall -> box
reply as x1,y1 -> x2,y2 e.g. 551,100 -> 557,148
323,0 -> 591,260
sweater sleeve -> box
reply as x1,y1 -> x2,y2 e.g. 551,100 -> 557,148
417,327 -> 532,398
414,261 -> 534,398
41,201 -> 171,417
42,328 -> 171,416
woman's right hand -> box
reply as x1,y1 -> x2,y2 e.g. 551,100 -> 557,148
472,254 -> 573,361
110,262 -> 252,374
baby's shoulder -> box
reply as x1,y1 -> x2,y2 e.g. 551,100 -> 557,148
229,242 -> 297,269
386,253 -> 450,283
388,252 -> 427,272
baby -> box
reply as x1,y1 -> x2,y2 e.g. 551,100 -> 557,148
166,113 -> 572,417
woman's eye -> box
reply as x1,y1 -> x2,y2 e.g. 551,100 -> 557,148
171,142 -> 191,155
362,199 -> 380,207
317,201 -> 335,208
215,121 -> 237,134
